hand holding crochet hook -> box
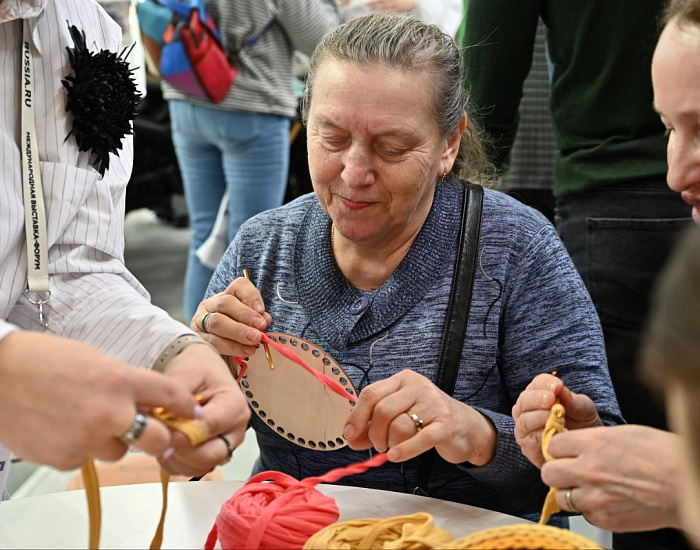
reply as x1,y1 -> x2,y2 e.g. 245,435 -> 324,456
512,372 -> 603,468
192,273 -> 498,466
191,272 -> 273,360
513,373 -> 681,532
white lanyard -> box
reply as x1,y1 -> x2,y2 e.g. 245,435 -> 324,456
0,442 -> 10,503
20,20 -> 50,330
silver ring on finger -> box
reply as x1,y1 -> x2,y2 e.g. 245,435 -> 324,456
218,434 -> 234,465
564,488 -> 581,514
201,312 -> 213,334
116,413 -> 148,446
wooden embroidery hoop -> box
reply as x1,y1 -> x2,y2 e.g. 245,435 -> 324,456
232,332 -> 358,451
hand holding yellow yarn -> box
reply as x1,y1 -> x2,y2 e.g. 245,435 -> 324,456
81,402 -> 208,550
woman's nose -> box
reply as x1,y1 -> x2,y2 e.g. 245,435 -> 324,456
341,144 -> 375,186
666,136 -> 700,193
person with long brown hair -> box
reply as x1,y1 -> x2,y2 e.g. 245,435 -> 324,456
641,226 -> 700,547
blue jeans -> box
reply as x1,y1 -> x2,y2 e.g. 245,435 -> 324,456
169,100 -> 290,321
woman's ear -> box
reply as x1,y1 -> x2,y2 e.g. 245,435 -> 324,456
442,112 -> 467,171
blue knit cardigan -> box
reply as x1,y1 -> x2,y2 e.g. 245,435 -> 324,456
207,180 -> 623,522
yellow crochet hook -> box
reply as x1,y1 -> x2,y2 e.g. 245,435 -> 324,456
243,269 -> 274,370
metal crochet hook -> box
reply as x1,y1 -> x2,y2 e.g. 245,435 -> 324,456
243,269 -> 274,370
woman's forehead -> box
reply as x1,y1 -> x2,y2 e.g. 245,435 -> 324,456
313,59 -> 432,102
309,61 -> 437,130
653,21 -> 700,114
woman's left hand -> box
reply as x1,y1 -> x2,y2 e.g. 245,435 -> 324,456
342,369 -> 497,465
512,373 -> 603,468
156,343 -> 251,476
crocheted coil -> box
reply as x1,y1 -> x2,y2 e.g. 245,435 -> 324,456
450,523 -> 601,549
303,512 -> 453,549
303,514 -> 601,550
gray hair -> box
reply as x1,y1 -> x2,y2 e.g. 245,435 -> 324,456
302,12 -> 494,184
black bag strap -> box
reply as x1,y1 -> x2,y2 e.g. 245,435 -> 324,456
413,182 -> 484,496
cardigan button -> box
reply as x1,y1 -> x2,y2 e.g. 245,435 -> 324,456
349,296 -> 370,315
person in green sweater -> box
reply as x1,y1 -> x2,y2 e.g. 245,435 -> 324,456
463,2 -> 692,548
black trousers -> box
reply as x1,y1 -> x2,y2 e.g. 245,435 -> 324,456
556,181 -> 692,550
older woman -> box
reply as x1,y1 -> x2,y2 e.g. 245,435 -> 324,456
512,0 -> 700,543
192,13 -> 622,521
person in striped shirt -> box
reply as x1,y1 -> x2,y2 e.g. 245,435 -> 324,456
0,0 -> 251,496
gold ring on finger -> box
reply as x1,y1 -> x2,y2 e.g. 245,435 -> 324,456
406,411 -> 424,432
564,488 -> 581,514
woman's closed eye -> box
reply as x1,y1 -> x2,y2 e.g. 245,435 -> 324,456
376,145 -> 406,157
373,139 -> 412,159
320,135 -> 349,150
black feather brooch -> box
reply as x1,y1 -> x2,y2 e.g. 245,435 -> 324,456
62,23 -> 141,177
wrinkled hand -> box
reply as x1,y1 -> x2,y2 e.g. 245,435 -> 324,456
343,369 -> 496,465
0,332 -> 200,471
512,373 -> 602,468
191,277 -> 272,359
156,343 -> 251,476
366,0 -> 416,13
541,425 -> 682,532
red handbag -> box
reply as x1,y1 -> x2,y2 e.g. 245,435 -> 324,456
160,0 -> 235,103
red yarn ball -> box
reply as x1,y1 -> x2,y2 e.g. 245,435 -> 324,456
206,471 -> 340,549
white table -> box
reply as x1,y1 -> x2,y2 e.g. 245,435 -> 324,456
0,481 -> 527,549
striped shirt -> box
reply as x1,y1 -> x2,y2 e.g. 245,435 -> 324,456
161,0 -> 341,118
0,0 -> 193,367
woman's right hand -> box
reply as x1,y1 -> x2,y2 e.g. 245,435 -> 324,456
0,332 -> 201,470
541,425 -> 682,532
190,276 -> 272,358
512,373 -> 603,468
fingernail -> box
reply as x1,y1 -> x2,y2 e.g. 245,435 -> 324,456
194,404 -> 206,419
252,316 -> 267,330
161,447 -> 175,460
343,425 -> 355,439
246,328 -> 260,341
252,300 -> 265,314
387,448 -> 400,461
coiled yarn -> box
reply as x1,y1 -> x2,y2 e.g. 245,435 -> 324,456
304,514 -> 600,550
205,452 -> 389,549
303,512 -> 453,549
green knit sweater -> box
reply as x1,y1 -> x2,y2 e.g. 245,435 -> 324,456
462,0 -> 667,196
